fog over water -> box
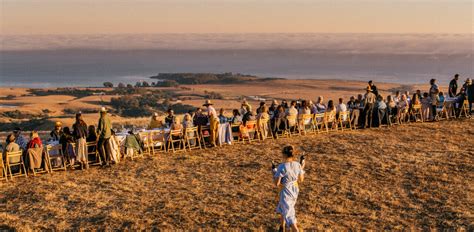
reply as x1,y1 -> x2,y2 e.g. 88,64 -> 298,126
1,34 -> 472,87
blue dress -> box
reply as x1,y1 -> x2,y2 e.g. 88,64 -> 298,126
274,161 -> 304,226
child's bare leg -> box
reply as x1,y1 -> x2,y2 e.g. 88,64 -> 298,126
290,223 -> 299,232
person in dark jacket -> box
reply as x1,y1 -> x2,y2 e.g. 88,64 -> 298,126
72,113 -> 89,169
50,121 -> 63,141
60,127 -> 76,168
448,74 -> 459,97
466,78 -> 474,114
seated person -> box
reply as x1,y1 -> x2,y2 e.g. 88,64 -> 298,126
193,108 -> 209,126
3,133 -> 21,165
315,96 -> 326,112
26,131 -> 45,172
218,108 -> 229,124
242,110 -> 256,126
148,112 -> 163,129
50,121 -> 63,141
336,98 -> 348,120
183,113 -> 194,129
125,130 -> 142,158
164,109 -> 176,128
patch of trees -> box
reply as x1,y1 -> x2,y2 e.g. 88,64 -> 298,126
203,90 -> 224,99
28,88 -> 104,98
110,94 -> 195,117
149,72 -> 261,85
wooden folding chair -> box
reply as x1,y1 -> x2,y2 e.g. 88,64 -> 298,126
6,150 -> 28,179
299,114 -> 314,135
184,127 -> 202,151
411,104 -> 424,122
241,120 -> 258,143
150,130 -> 166,154
0,151 -> 9,181
338,111 -> 352,131
138,132 -> 152,156
86,141 -> 101,166
435,102 -> 449,121
230,124 -> 244,144
199,125 -> 212,148
31,147 -> 50,176
323,111 -> 337,132
458,100 -> 471,118
286,115 -> 299,137
45,144 -> 68,172
257,118 -> 272,141
313,113 -> 327,133
167,129 -> 185,153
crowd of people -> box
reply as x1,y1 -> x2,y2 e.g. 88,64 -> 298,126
2,76 -> 473,175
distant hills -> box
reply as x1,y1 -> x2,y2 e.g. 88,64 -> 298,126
150,72 -> 281,85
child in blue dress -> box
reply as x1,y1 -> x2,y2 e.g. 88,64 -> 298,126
273,145 -> 306,231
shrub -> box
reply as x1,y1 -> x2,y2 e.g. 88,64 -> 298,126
103,82 -> 114,88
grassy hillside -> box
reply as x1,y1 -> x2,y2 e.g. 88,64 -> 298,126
1,119 -> 473,230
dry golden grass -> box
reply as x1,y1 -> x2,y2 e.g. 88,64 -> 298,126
1,119 -> 473,230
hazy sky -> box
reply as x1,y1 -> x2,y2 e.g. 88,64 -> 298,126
1,0 -> 473,34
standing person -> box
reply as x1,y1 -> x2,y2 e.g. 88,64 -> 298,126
72,113 -> 89,170
449,74 -> 459,97
272,145 -> 305,232
364,87 -> 376,128
50,122 -> 63,141
368,80 -> 378,96
96,107 -> 112,167
466,78 -> 474,114
429,79 -> 440,121
203,100 -> 218,147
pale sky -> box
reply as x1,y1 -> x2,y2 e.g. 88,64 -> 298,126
1,0 -> 473,35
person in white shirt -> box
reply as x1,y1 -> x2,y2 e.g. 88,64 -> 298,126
203,100 -> 219,147
336,98 -> 348,121
287,101 -> 298,128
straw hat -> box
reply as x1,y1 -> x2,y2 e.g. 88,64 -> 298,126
55,121 -> 62,127
203,99 -> 213,106
467,78 -> 472,84
100,107 -> 107,112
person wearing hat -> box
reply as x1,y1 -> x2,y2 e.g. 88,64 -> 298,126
3,133 -> 21,165
97,107 -> 112,166
449,74 -> 459,97
72,113 -> 89,169
364,86 -> 376,128
148,112 -> 163,130
50,121 -> 63,141
203,100 -> 218,147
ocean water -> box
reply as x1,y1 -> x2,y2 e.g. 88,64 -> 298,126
1,34 -> 472,87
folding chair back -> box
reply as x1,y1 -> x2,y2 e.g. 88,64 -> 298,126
184,127 -> 202,151
138,132 -> 152,155
242,120 -> 258,143
286,114 -> 299,136
313,113 -> 327,133
86,141 -> 101,165
324,111 -> 337,132
434,102 -> 448,121
338,111 -> 352,131
200,125 -> 212,148
411,104 -> 424,122
230,123 -> 243,144
299,114 -> 313,135
30,147 -> 50,176
45,144 -> 68,172
149,130 -> 165,154
257,118 -> 272,140
459,100 -> 471,118
0,150 -> 9,181
167,129 -> 185,153
6,150 -> 28,179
